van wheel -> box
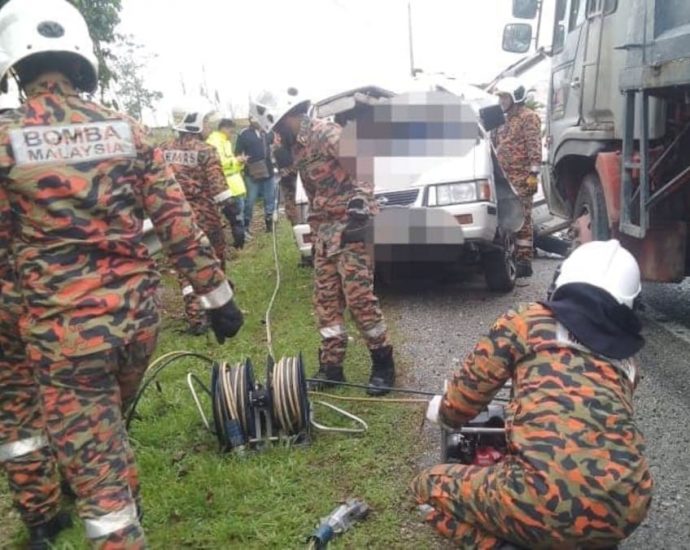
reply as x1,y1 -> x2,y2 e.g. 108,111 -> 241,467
483,231 -> 517,292
571,173 -> 610,246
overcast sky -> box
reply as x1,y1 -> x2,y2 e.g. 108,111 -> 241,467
118,0 -> 553,125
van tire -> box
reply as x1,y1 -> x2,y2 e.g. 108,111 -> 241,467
483,231 -> 517,292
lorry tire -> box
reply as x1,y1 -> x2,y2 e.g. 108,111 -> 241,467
572,174 -> 611,244
482,231 -> 517,292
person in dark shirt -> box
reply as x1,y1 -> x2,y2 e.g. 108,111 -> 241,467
235,116 -> 277,234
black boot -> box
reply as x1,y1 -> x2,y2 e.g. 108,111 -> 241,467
309,364 -> 346,390
28,511 -> 73,550
367,346 -> 395,396
265,216 -> 274,233
516,260 -> 533,278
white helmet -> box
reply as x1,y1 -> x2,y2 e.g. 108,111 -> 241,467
249,87 -> 310,133
172,104 -> 217,134
553,240 -> 642,308
494,77 -> 527,104
0,93 -> 19,113
0,0 -> 99,93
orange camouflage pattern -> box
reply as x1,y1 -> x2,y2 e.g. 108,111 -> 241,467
292,116 -> 376,257
412,303 -> 652,549
163,134 -> 229,329
0,75 -> 228,547
492,104 -> 542,261
0,76 -> 227,362
0,270 -> 61,527
291,116 -> 387,366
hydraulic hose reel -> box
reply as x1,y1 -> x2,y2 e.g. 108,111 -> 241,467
188,354 -> 367,453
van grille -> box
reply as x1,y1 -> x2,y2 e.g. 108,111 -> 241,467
376,189 -> 419,207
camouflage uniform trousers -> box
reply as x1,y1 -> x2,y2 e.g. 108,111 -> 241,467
314,241 -> 389,366
0,339 -> 61,527
178,227 -> 226,330
411,457 -> 652,550
36,334 -> 158,549
279,175 -> 298,226
514,185 -> 534,263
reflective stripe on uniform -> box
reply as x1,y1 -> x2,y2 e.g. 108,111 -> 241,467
84,504 -> 139,539
320,324 -> 347,339
199,280 -> 233,310
182,285 -> 194,297
214,189 -> 233,204
364,322 -> 387,340
516,239 -> 532,247
0,435 -> 49,461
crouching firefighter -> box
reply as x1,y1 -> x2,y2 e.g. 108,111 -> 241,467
254,88 -> 395,396
0,0 -> 244,547
413,240 -> 652,549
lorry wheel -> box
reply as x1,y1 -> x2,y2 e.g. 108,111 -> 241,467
482,231 -> 517,292
572,174 -> 610,246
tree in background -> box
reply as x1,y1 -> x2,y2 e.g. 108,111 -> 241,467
0,0 -> 122,90
112,35 -> 163,121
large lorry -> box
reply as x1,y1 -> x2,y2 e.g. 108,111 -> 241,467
503,0 -> 690,282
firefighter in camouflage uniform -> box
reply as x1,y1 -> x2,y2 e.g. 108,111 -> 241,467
492,77 -> 542,278
0,1 -> 244,547
164,109 -> 240,335
414,240 -> 652,549
1,268 -> 74,549
0,89 -> 71,550
274,142 -> 299,226
253,88 -> 395,395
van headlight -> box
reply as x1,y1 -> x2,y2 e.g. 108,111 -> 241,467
426,180 -> 492,207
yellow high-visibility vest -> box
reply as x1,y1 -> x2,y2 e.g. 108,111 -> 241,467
207,131 -> 247,197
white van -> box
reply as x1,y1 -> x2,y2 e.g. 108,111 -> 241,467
292,81 -> 555,291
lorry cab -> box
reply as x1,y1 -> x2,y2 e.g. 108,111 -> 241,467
503,0 -> 690,282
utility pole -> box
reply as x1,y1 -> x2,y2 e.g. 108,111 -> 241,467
408,0 -> 418,77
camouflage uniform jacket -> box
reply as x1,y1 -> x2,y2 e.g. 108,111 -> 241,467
0,270 -> 23,365
440,303 -> 651,497
163,134 -> 231,235
492,104 -> 542,192
0,75 -> 228,362
291,116 -> 375,257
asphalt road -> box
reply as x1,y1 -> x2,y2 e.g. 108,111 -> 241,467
381,255 -> 690,549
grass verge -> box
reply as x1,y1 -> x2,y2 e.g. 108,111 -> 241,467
2,222 -> 437,549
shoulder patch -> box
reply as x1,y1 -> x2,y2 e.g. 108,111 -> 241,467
10,121 -> 136,166
164,149 -> 199,167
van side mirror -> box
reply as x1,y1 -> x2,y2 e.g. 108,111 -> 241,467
479,105 -> 505,132
502,23 -> 533,53
512,0 -> 539,19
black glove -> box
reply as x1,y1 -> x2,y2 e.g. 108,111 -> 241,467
232,225 -> 245,249
209,299 -> 244,344
346,198 -> 369,221
342,198 -> 372,245
222,203 -> 245,249
222,202 -> 240,225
